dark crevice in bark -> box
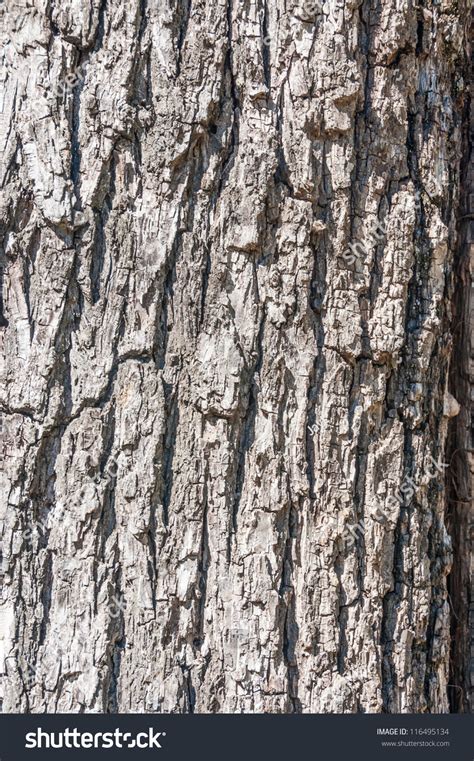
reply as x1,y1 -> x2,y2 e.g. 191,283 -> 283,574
90,205 -> 110,305
0,249 -> 9,328
380,515 -> 403,712
136,0 -> 149,76
305,353 -> 324,503
176,0 -> 192,78
350,394 -> 369,595
274,89 -> 294,197
160,379 -> 179,528
415,12 -> 424,58
335,557 -> 348,675
35,237 -> 78,422
38,550 -> 53,646
90,149 -> 116,304
93,0 -> 108,52
306,191 -> 329,505
381,429 -> 414,713
30,431 -> 62,534
184,140 -> 209,219
352,0 -> 371,220
20,249 -> 34,342
279,495 -> 301,713
261,0 -> 271,89
406,114 -> 433,329
182,664 -> 196,713
97,405 -> 118,551
104,561 -> 125,713
106,637 -> 125,713
194,477 -> 209,652
199,240 -> 211,327
215,0 -> 240,197
70,52 -> 87,209
45,1 -> 61,37
227,307 -> 265,560
154,226 -> 182,368
147,478 -> 159,616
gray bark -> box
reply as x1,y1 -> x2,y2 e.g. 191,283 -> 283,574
0,0 -> 471,713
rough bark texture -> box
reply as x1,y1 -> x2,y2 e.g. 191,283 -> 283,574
0,0 -> 471,714
446,4 -> 473,714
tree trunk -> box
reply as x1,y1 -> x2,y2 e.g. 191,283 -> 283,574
0,0 -> 471,714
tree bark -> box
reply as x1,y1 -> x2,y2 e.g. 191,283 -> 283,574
0,0 -> 471,713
